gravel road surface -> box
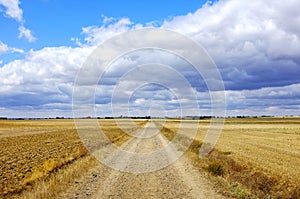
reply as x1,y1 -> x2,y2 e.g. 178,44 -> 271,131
60,122 -> 224,199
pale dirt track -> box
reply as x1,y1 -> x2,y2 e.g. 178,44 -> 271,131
60,122 -> 224,199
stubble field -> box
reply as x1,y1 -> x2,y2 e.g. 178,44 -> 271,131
0,119 -> 144,198
0,117 -> 299,198
163,117 -> 300,198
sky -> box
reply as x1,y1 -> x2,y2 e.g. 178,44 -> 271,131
0,0 -> 300,118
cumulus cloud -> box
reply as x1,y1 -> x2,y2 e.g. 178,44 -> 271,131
0,41 -> 24,64
1,0 -> 300,117
18,26 -> 36,42
0,41 -> 8,54
0,45 -> 92,87
76,1 -> 300,91
77,16 -> 145,46
0,0 -> 23,22
0,0 -> 36,42
70,0 -> 300,117
224,83 -> 300,116
0,40 -> 24,54
162,0 -> 300,90
0,46 -> 93,115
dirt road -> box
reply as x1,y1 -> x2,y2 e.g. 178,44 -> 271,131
60,122 -> 224,199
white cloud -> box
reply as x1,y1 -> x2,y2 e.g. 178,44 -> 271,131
0,0 -> 36,42
161,0 -> 300,89
18,26 -> 36,42
1,0 -> 300,117
0,40 -> 24,55
0,40 -> 23,68
224,83 -> 300,115
0,46 -> 93,100
78,16 -> 145,46
0,41 -> 8,54
0,0 -> 23,22
78,1 -> 300,90
101,14 -> 114,24
10,47 -> 24,53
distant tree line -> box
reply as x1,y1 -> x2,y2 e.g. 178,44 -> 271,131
103,116 -> 151,119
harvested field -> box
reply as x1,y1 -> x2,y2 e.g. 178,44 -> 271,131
163,117 -> 300,198
1,118 -> 299,198
0,120 -> 81,196
0,119 -> 145,198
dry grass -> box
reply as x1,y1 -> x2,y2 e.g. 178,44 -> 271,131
18,155 -> 99,199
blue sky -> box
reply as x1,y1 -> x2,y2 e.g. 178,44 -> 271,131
0,0 -> 216,70
1,0 -> 213,53
0,0 -> 300,117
